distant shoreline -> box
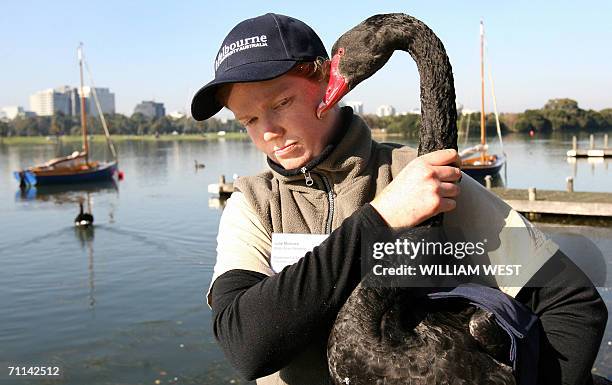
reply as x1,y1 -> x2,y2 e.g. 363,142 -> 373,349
2,128 -> 610,145
0,133 -> 251,145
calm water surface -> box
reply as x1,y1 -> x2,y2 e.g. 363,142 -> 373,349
0,131 -> 610,384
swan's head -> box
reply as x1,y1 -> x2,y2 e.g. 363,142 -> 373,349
317,16 -> 396,118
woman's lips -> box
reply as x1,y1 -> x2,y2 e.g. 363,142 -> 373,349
274,142 -> 298,156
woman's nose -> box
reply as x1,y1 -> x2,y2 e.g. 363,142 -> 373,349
262,121 -> 284,142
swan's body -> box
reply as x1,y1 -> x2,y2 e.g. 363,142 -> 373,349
75,202 -> 94,227
328,285 -> 515,385
322,14 -> 514,385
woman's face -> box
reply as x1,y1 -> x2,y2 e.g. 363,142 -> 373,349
224,74 -> 339,170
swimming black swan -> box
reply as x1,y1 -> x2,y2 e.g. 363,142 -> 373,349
319,14 -> 518,385
194,160 -> 206,169
75,201 -> 94,227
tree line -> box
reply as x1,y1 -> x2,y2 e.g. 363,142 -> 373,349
1,98 -> 611,137
0,111 -> 246,137
363,98 -> 612,137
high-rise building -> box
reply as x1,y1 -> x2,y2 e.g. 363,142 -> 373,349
343,101 -> 364,115
29,86 -> 115,117
1,106 -> 34,120
80,86 -> 115,116
29,87 -> 72,116
168,110 -> 186,119
376,105 -> 396,117
133,101 -> 165,119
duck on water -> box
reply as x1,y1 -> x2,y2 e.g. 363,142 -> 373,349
317,13 -> 610,385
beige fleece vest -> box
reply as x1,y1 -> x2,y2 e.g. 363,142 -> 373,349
233,113 -> 417,385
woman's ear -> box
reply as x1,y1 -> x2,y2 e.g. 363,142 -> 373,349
320,59 -> 332,83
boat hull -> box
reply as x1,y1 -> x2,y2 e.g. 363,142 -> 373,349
461,155 -> 505,178
14,161 -> 118,186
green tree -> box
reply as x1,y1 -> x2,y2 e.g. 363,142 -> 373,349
361,114 -> 385,130
107,113 -> 132,135
597,109 -> 612,129
50,111 -> 70,136
150,116 -> 173,134
514,110 -> 552,132
11,116 -> 49,136
386,114 -> 420,136
130,113 -> 150,135
539,98 -> 599,131
499,113 -> 520,132
543,98 -> 580,112
0,120 -> 8,137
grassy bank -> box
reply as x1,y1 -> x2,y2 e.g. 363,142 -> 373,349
370,132 -> 413,140
0,132 -> 250,145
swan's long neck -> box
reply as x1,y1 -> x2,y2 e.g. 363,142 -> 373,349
377,14 -> 458,155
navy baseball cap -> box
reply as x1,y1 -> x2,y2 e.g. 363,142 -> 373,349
191,13 -> 328,121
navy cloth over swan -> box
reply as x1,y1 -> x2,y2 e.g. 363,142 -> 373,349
428,284 -> 540,385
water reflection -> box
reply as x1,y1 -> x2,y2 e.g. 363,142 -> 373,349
15,180 -> 118,204
208,197 -> 227,210
75,225 -> 96,309
567,156 -> 611,178
467,169 -> 507,188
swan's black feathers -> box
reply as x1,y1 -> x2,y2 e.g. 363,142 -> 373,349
470,308 -> 512,363
75,202 -> 93,227
328,284 -> 515,385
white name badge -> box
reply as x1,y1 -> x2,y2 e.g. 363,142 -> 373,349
271,233 -> 329,273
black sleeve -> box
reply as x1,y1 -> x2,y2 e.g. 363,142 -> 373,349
210,203 -> 387,381
516,251 -> 608,385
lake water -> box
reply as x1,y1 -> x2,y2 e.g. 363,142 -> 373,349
1,131 -> 610,383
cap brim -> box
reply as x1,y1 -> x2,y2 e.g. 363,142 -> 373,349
191,60 -> 298,121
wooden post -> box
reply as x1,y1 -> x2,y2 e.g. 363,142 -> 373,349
605,134 -> 609,149
484,175 -> 492,189
566,177 -> 574,192
528,187 -> 537,201
219,174 -> 226,185
589,134 -> 594,149
572,136 -> 577,151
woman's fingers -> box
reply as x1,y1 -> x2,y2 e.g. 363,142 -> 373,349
438,182 -> 461,198
419,149 -> 460,167
438,197 -> 458,213
371,149 -> 462,228
434,165 -> 462,182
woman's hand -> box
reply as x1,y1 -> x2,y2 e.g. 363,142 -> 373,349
370,149 -> 461,228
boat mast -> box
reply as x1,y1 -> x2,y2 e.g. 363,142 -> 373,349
480,20 -> 486,148
78,43 -> 89,163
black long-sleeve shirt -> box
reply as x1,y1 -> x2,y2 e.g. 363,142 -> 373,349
210,204 -> 608,384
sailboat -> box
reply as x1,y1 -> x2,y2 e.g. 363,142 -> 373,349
14,43 -> 118,187
460,20 -> 505,178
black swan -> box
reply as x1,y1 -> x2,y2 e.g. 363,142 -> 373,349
194,160 -> 206,169
75,201 -> 94,227
319,14 -> 520,385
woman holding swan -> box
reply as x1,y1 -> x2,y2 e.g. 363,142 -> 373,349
192,12 -> 607,385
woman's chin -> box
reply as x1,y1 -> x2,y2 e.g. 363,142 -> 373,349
273,151 -> 310,170
278,158 -> 308,170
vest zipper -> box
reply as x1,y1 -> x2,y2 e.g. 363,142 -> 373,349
319,173 -> 334,234
300,168 -> 334,234
300,167 -> 314,186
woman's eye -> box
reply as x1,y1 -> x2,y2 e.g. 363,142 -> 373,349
244,118 -> 256,127
274,98 -> 291,110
